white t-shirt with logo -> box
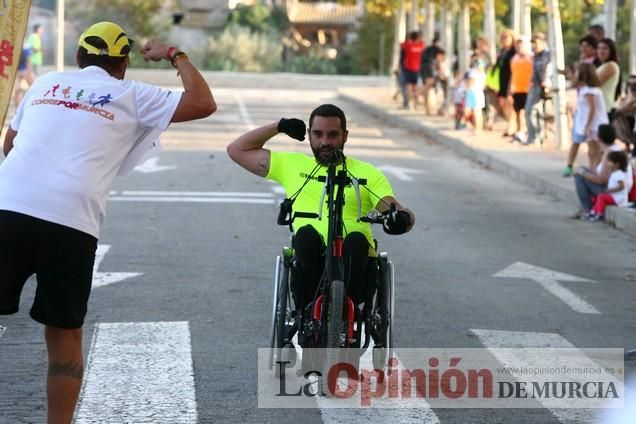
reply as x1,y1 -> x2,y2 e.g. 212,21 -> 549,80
0,66 -> 182,238
608,170 -> 628,206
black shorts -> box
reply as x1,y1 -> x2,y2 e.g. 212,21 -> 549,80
0,210 -> 97,329
403,70 -> 419,85
420,64 -> 435,81
513,93 -> 528,112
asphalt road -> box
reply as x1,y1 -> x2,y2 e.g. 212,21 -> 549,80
1,87 -> 635,423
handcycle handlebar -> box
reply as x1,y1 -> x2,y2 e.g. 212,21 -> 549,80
359,205 -> 397,224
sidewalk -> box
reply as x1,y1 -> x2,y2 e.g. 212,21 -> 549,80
338,86 -> 636,238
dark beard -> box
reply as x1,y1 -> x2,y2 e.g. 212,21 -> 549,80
312,147 -> 345,165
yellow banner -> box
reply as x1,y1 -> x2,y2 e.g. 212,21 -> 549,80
0,0 -> 32,130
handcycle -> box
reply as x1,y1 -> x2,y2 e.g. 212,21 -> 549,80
268,151 -> 397,390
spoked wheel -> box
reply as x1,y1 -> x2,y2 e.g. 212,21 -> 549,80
372,257 -> 394,371
268,256 -> 283,371
324,279 -> 345,396
270,255 -> 294,377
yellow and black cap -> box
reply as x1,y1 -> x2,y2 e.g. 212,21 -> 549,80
78,21 -> 134,57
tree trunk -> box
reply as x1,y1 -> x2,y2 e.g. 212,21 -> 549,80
408,0 -> 417,32
484,0 -> 497,63
391,0 -> 407,73
631,0 -> 636,75
424,0 -> 436,44
441,0 -> 455,110
458,2 -> 470,74
520,0 -> 532,38
56,0 -> 65,71
604,0 -> 617,41
546,0 -> 569,151
511,0 -> 521,35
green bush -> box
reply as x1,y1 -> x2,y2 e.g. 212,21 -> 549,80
206,24 -> 283,72
226,4 -> 289,34
287,54 -> 337,74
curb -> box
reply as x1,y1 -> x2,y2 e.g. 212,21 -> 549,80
338,90 -> 636,238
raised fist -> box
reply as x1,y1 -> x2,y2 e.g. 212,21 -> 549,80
277,118 -> 306,141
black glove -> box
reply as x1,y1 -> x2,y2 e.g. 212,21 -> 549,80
383,209 -> 412,235
278,118 -> 306,141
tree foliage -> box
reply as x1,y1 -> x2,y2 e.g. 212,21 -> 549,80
345,11 -> 395,74
206,24 -> 283,72
66,0 -> 168,40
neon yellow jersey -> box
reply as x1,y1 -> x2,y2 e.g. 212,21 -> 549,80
267,151 -> 395,254
28,33 -> 43,66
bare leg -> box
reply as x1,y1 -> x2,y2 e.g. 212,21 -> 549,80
567,143 -> 580,167
45,326 -> 84,424
473,108 -> 483,134
587,140 -> 601,169
407,83 -> 416,109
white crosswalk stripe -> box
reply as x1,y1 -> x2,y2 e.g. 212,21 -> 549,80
472,329 -> 624,424
288,332 -> 442,423
76,321 -> 197,423
108,190 -> 276,204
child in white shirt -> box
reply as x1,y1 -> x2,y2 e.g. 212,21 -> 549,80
563,63 -> 609,176
587,150 -> 629,220
453,72 -> 467,130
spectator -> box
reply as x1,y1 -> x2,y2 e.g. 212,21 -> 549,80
27,24 -> 44,76
596,38 -> 621,121
392,68 -> 408,107
12,45 -> 35,106
588,24 -> 605,43
509,36 -> 533,142
400,31 -> 425,110
579,35 -> 601,68
564,63 -> 608,177
453,71 -> 467,130
586,151 -> 629,221
0,21 -> 217,422
494,29 -> 516,136
571,124 -> 630,218
613,77 -> 636,152
523,32 -> 551,146
465,57 -> 487,134
436,48 -> 450,116
420,33 -> 441,115
476,36 -> 495,130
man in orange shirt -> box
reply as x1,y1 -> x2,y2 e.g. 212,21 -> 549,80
399,31 -> 425,109
509,36 -> 533,142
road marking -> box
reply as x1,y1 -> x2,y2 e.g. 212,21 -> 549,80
109,196 -> 275,204
377,165 -> 426,182
117,190 -> 273,197
494,262 -> 600,314
271,186 -> 287,195
108,190 -> 276,204
93,245 -> 143,289
75,321 -> 197,423
289,332 -> 441,422
0,325 -> 5,339
134,157 -> 177,174
233,92 -> 256,130
472,329 -> 623,423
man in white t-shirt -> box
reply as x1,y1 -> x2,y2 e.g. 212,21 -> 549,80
0,21 -> 216,422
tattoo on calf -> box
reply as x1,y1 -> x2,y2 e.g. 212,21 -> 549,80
257,157 -> 269,176
48,362 -> 84,380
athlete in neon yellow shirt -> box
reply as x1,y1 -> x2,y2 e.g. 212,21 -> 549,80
227,104 -> 415,310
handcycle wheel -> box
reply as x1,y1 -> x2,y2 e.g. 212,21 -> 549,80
324,279 -> 345,395
372,255 -> 394,371
268,256 -> 283,370
269,255 -> 292,376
